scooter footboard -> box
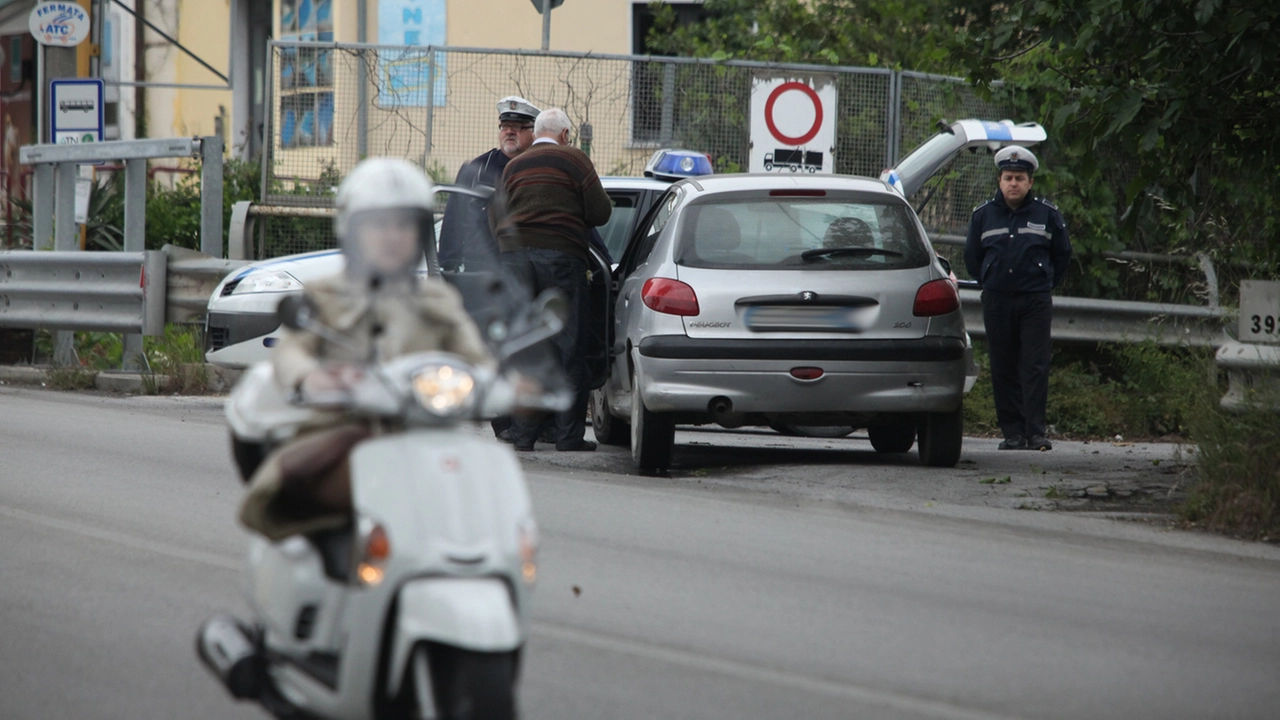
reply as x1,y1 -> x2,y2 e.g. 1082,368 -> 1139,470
386,577 -> 522,695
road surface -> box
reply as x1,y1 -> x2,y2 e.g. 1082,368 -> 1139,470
2,386 -> 1278,719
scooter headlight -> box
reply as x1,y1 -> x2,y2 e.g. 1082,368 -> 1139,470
411,363 -> 476,416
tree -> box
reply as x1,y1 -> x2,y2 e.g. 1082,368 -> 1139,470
645,0 -> 964,73
950,0 -> 1280,289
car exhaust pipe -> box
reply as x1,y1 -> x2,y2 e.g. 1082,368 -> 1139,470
196,615 -> 262,699
708,397 -> 746,429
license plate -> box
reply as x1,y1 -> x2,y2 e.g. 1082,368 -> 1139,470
743,305 -> 873,332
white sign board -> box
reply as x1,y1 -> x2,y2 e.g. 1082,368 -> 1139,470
29,2 -> 91,47
50,78 -> 104,146
749,75 -> 837,174
74,177 -> 91,224
1239,280 -> 1280,345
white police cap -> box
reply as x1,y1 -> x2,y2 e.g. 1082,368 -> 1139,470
994,145 -> 1038,173
497,96 -> 540,122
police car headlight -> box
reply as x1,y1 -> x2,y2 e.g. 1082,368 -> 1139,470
411,363 -> 476,416
230,271 -> 304,295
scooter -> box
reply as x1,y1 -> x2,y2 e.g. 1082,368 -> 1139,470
198,292 -> 568,720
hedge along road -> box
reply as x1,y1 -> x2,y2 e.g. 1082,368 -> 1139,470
2,385 -> 1278,720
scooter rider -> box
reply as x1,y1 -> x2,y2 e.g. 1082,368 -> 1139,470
239,157 -> 493,541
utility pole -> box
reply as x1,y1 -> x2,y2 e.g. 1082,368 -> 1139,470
541,0 -> 552,51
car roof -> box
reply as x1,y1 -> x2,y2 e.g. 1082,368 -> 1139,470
600,176 -> 675,191
671,173 -> 895,196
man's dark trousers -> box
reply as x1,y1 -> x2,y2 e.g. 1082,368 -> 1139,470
982,290 -> 1053,440
501,247 -> 589,448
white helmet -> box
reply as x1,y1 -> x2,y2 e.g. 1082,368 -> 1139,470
334,158 -> 435,288
334,157 -> 435,239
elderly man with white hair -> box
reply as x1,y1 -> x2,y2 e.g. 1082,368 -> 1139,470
489,108 -> 612,452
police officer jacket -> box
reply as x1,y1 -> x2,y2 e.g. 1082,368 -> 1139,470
963,191 -> 1071,294
438,149 -> 511,272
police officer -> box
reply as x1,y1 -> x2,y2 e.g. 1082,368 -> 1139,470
964,146 -> 1072,451
437,96 -> 540,273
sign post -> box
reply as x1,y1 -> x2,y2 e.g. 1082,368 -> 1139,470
749,75 -> 837,174
50,77 -> 103,145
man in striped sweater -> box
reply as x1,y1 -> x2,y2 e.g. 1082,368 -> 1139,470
491,108 -> 612,452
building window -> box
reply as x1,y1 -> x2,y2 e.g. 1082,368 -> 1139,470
279,0 -> 334,148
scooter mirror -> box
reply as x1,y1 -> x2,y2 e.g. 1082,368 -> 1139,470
276,294 -> 311,330
532,289 -> 568,329
496,289 -> 567,359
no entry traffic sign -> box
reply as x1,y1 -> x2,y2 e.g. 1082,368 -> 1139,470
749,75 -> 837,174
764,82 -> 823,145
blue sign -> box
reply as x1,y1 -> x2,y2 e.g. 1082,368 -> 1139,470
50,78 -> 104,146
378,0 -> 446,107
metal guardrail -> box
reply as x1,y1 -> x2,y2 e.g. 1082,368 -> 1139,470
957,289 -> 1231,347
163,245 -> 251,323
930,234 -> 1233,347
14,137 -> 225,368
0,251 -> 166,336
228,201 -> 334,261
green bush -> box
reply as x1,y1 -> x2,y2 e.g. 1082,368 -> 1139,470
34,324 -> 208,393
1181,389 -> 1280,540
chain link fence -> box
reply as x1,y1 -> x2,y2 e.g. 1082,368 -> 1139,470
260,41 -> 1011,258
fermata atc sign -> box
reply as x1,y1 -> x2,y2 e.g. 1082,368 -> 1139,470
29,2 -> 91,47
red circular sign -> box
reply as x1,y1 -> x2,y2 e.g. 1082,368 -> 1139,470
764,82 -> 823,146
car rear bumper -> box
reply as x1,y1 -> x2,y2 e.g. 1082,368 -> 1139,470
634,335 -> 966,414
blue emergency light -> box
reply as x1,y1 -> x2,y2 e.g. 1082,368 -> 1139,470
643,149 -> 714,181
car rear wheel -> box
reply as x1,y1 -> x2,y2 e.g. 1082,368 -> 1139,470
917,403 -> 963,467
868,424 -> 916,453
630,368 -> 674,475
590,388 -> 629,446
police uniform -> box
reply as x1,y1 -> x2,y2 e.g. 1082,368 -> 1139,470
963,146 -> 1072,450
437,96 -> 540,272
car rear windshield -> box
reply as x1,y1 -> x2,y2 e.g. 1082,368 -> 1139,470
673,194 -> 931,270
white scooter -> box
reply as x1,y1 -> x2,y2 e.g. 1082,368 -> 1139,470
198,293 -> 568,720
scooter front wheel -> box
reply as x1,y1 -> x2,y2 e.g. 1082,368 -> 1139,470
415,643 -> 517,720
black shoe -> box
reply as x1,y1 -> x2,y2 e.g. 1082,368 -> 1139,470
1028,435 -> 1052,451
513,443 -> 535,452
998,435 -> 1026,450
495,428 -> 513,443
555,440 -> 597,452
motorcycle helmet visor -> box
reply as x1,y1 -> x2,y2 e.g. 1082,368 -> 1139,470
341,207 -> 432,287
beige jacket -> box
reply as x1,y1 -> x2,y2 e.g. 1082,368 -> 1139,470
240,273 -> 493,540
272,273 -> 492,392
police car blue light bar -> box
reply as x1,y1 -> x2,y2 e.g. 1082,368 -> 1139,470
644,149 -> 714,181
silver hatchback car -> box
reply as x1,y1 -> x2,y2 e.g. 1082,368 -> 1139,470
591,174 -> 969,473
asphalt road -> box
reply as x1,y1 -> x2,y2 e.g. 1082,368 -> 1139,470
3,386 -> 1279,720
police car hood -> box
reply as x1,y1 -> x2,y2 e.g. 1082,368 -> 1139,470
881,119 -> 1046,198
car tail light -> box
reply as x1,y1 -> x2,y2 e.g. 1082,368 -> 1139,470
642,278 -> 700,316
913,278 -> 960,316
